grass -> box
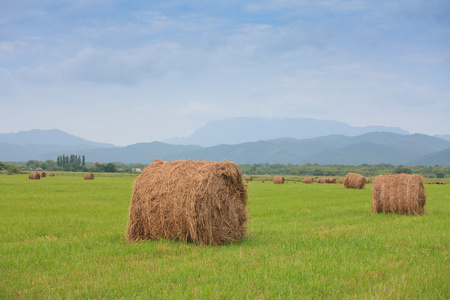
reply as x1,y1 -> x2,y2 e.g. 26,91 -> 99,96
0,174 -> 448,299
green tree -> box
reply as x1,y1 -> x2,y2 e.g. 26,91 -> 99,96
104,163 -> 117,173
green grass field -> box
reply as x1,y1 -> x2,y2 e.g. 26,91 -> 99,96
1,174 -> 448,299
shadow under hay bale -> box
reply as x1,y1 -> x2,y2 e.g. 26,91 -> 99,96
127,159 -> 248,245
343,173 -> 366,189
303,177 -> 313,184
29,172 -> 40,180
273,176 -> 285,184
84,173 -> 95,180
372,174 -> 426,215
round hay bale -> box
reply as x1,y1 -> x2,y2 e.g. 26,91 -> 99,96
29,172 -> 40,180
48,173 -> 55,177
244,176 -> 253,181
127,159 -> 248,245
338,177 -> 345,184
266,178 -> 272,181
273,176 -> 285,184
316,177 -> 325,183
343,173 -> 366,189
372,174 -> 426,215
84,173 -> 95,180
303,177 -> 313,184
365,177 -> 372,183
325,177 -> 336,183
37,171 -> 46,178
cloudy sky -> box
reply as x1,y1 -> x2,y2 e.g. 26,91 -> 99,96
1,0 -> 449,146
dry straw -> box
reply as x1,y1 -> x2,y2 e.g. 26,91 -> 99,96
372,173 -> 426,215
365,177 -> 372,183
84,173 -> 95,180
338,177 -> 345,184
343,173 -> 366,189
29,172 -> 40,180
37,171 -> 46,178
273,176 -> 285,184
48,173 -> 55,177
303,177 -> 313,184
244,176 -> 253,181
127,159 -> 248,245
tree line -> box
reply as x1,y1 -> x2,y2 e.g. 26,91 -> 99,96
2,160 -> 449,178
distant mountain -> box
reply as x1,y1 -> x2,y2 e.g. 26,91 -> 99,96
0,129 -> 116,148
164,117 -> 410,147
162,132 -> 450,165
33,142 -> 202,164
2,128 -> 450,166
434,134 -> 450,142
406,148 -> 450,167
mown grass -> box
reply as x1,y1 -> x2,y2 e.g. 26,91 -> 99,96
0,174 -> 448,299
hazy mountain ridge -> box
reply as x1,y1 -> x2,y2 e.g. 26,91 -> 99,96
1,124 -> 450,166
0,129 -> 116,148
164,117 -> 410,147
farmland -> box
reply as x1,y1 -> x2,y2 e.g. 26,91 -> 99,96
0,174 -> 448,299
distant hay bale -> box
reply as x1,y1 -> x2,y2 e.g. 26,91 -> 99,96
316,177 -> 325,183
127,159 -> 248,245
84,173 -> 95,180
48,173 -> 55,177
244,176 -> 253,181
37,171 -> 46,178
273,176 -> 285,184
29,172 -> 40,180
343,173 -> 366,189
257,178 -> 262,181
325,177 -> 336,183
266,178 -> 272,181
303,177 -> 313,184
338,177 -> 345,184
372,174 -> 426,215
365,177 -> 372,183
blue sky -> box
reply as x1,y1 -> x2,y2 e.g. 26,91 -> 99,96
1,0 -> 449,146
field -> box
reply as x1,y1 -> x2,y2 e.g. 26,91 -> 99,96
0,174 -> 448,299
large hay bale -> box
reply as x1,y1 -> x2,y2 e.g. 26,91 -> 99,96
244,176 -> 253,181
127,160 -> 248,245
84,173 -> 95,180
273,176 -> 285,184
343,173 -> 366,189
372,174 -> 426,215
37,171 -> 46,178
29,172 -> 40,180
303,177 -> 313,184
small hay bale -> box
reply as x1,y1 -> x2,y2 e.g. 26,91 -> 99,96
325,177 -> 336,183
48,173 -> 55,177
244,176 -> 253,181
303,177 -> 313,184
37,171 -> 46,178
273,176 -> 285,184
338,177 -> 345,184
343,173 -> 366,189
372,174 -> 426,215
266,178 -> 272,181
127,159 -> 248,245
316,177 -> 325,183
84,173 -> 95,180
29,172 -> 40,180
365,177 -> 372,183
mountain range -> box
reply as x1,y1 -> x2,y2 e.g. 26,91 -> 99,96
1,118 -> 449,166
